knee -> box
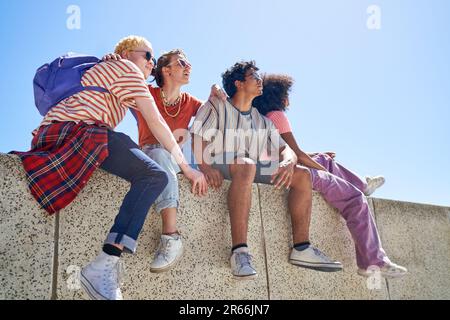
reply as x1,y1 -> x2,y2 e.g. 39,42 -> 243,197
141,164 -> 169,192
153,169 -> 170,192
229,158 -> 256,182
314,153 -> 332,166
291,166 -> 312,186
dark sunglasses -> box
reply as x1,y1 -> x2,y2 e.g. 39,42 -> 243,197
131,50 -> 157,65
167,58 -> 191,69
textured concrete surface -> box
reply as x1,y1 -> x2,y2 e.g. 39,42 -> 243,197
373,198 -> 450,299
1,154 -> 449,300
258,184 -> 388,300
57,173 -> 267,300
0,154 -> 55,299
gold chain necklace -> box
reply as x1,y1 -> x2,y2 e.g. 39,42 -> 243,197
160,89 -> 181,118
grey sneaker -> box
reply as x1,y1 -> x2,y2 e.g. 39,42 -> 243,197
150,234 -> 184,273
364,176 -> 385,196
80,252 -> 124,300
358,261 -> 407,279
230,248 -> 258,280
289,245 -> 343,272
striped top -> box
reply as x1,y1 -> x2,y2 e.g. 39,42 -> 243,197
37,59 -> 152,131
190,97 -> 286,161
265,111 -> 293,134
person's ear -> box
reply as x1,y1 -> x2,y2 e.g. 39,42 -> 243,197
162,66 -> 171,77
121,51 -> 129,59
234,79 -> 242,90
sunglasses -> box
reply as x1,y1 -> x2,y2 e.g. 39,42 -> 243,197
246,72 -> 262,82
130,50 -> 157,65
167,58 -> 191,69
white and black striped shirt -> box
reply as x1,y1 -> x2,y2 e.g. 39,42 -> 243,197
191,97 -> 286,161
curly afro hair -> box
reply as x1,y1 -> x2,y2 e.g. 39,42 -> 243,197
222,61 -> 259,98
253,74 -> 294,115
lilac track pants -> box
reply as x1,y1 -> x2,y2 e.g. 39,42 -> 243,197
309,153 -> 389,269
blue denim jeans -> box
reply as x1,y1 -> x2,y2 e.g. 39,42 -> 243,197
142,144 -> 181,214
100,131 -> 169,254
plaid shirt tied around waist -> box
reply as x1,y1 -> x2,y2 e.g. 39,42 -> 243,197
10,121 -> 109,214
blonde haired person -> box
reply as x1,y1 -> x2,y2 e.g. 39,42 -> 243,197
12,35 -> 207,300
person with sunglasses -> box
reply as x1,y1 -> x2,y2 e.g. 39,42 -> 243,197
191,61 -> 343,279
12,35 -> 207,300
128,49 -> 157,66
252,73 -> 407,278
103,49 -> 226,273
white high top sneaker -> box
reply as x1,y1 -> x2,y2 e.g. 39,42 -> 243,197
80,252 -> 123,300
150,234 -> 184,273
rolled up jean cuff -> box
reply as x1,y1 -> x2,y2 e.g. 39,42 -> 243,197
104,232 -> 137,254
154,198 -> 179,214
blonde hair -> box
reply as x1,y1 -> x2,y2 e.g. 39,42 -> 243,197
114,35 -> 152,55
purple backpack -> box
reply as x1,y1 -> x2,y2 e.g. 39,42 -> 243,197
33,53 -> 108,116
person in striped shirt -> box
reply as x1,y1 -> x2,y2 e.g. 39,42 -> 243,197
253,73 -> 407,278
191,61 -> 343,280
14,35 -> 207,300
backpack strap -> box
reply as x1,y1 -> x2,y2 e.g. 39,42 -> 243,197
83,86 -> 108,93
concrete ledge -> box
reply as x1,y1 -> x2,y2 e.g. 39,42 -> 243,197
258,184 -> 388,299
374,199 -> 450,299
57,169 -> 267,300
1,154 -> 449,299
0,155 -> 55,300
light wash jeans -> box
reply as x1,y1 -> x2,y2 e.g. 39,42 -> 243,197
142,144 -> 181,214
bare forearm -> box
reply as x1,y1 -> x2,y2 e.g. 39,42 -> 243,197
279,132 -> 325,170
297,150 -> 326,171
136,97 -> 190,173
289,145 -> 325,170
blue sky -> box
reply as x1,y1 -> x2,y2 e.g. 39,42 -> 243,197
0,0 -> 449,207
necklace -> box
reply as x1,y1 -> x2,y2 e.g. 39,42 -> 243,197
160,89 -> 181,106
160,89 -> 181,118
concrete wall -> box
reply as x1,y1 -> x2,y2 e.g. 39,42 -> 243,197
1,154 -> 449,300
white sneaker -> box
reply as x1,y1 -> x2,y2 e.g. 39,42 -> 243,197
230,248 -> 258,280
358,261 -> 407,279
364,176 -> 385,196
150,234 -> 184,273
289,245 -> 343,272
80,252 -> 124,300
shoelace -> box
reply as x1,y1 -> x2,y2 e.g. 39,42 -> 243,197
236,252 -> 254,269
103,259 -> 125,289
312,247 -> 332,262
155,238 -> 174,262
384,263 -> 402,273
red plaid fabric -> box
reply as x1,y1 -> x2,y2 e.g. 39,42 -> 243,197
11,121 -> 109,214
